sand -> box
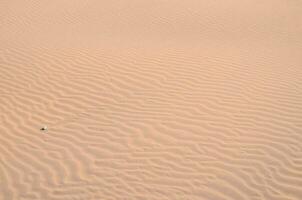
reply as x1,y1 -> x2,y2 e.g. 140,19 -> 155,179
1,0 -> 302,200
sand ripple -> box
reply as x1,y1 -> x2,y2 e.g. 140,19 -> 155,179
1,0 -> 302,199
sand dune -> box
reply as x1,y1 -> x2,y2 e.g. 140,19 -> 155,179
1,0 -> 302,199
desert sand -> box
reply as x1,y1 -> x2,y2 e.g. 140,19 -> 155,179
1,0 -> 302,200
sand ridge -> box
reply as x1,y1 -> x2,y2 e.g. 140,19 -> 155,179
1,0 -> 302,200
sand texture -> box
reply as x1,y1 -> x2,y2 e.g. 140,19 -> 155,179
1,0 -> 302,200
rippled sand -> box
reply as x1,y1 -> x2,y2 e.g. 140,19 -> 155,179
1,1 -> 302,199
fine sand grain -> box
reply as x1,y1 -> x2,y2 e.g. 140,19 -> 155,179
1,0 -> 302,200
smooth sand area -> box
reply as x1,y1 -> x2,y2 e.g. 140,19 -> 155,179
1,1 -> 302,199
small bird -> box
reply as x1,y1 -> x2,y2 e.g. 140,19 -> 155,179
40,126 -> 48,131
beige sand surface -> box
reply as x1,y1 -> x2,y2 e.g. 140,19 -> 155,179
1,0 -> 302,200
